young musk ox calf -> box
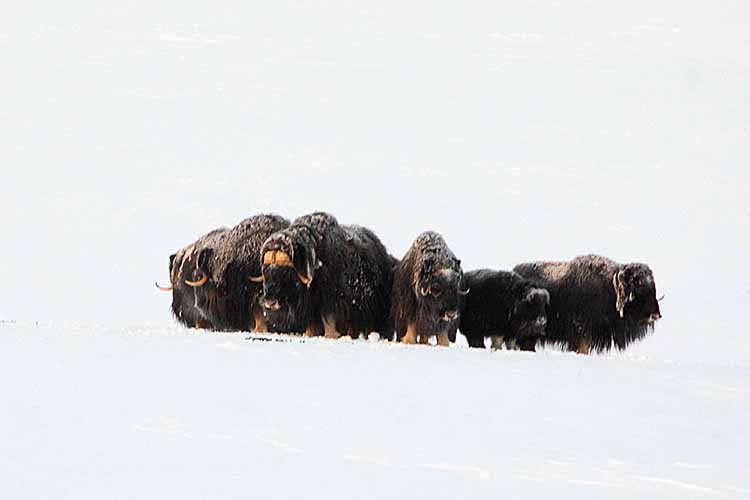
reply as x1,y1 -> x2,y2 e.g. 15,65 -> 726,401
392,231 -> 468,347
255,212 -> 396,339
155,227 -> 228,329
459,270 -> 550,351
514,254 -> 662,354
185,214 -> 290,332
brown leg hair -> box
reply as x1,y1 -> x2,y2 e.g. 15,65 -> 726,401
576,338 -> 591,355
323,315 -> 341,339
436,332 -> 450,347
490,336 -> 504,350
253,309 -> 268,333
401,323 -> 418,344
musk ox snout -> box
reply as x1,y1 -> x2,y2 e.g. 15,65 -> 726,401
442,310 -> 460,321
263,298 -> 282,311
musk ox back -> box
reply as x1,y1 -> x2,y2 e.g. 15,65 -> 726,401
460,270 -> 549,351
188,214 -> 290,332
514,254 -> 662,354
258,212 -> 396,339
156,227 -> 228,329
392,231 -> 467,347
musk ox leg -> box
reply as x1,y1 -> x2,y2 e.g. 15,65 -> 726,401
253,309 -> 268,333
418,332 -> 430,345
467,336 -> 486,348
401,323 -> 418,344
576,339 -> 591,355
517,337 -> 537,352
490,336 -> 504,350
323,315 -> 341,339
304,324 -> 316,337
436,332 -> 450,347
505,338 -> 519,350
305,318 -> 324,337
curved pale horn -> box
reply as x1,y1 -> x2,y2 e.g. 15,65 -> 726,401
249,275 -> 264,283
458,287 -> 470,296
155,282 -> 173,291
298,273 -> 312,287
185,273 -> 208,287
420,285 -> 431,297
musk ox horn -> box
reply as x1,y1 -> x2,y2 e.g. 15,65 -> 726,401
613,271 -> 626,318
185,273 -> 208,287
249,275 -> 264,283
263,250 -> 293,267
298,273 -> 312,287
420,285 -> 431,297
155,282 -> 173,291
657,294 -> 665,302
458,287 -> 470,296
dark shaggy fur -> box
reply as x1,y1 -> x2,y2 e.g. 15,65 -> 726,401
460,270 -> 550,351
391,231 -> 466,347
514,254 -> 662,354
259,212 -> 396,339
189,214 -> 290,332
158,227 -> 228,329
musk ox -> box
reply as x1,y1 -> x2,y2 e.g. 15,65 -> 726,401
186,214 -> 290,332
392,231 -> 468,347
459,270 -> 550,351
155,227 -> 229,329
513,254 -> 662,354
255,212 -> 396,339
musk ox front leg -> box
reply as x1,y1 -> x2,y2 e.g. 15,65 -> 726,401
253,307 -> 268,333
304,319 -> 324,337
401,323 -> 419,344
490,335 -> 504,350
517,337 -> 537,352
323,315 -> 341,339
436,332 -> 450,347
575,338 -> 591,355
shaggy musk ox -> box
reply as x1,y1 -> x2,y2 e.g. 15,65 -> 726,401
459,270 -> 550,351
514,254 -> 662,354
392,231 -> 468,346
184,214 -> 290,332
255,212 -> 396,339
155,227 -> 228,329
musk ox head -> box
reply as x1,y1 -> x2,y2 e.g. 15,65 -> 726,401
415,256 -> 468,323
255,228 -> 320,323
613,263 -> 662,324
511,286 -> 550,339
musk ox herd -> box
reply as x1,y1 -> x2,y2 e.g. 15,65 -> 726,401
157,212 -> 662,354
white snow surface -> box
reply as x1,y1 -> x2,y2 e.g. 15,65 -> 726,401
1,1 -> 749,498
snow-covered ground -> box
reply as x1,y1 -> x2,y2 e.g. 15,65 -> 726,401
1,1 -> 749,498
1,323 -> 748,499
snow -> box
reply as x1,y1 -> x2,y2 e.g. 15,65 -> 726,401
2,324 -> 748,499
1,1 -> 749,498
